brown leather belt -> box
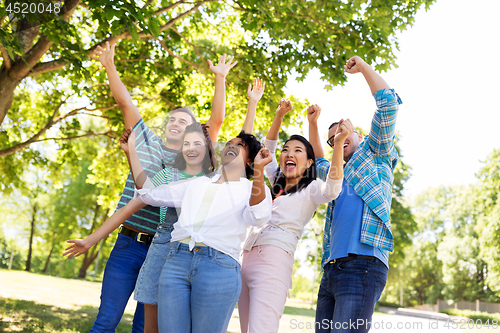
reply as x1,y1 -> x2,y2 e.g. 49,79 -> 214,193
119,226 -> 153,244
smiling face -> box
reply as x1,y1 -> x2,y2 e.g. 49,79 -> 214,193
182,131 -> 207,169
165,111 -> 193,143
328,123 -> 362,162
279,139 -> 313,182
221,138 -> 249,169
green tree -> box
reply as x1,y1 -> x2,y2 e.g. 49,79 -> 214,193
404,239 -> 444,305
475,148 -> 500,292
0,0 -> 435,187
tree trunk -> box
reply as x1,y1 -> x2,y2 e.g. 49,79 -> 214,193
77,203 -> 108,278
0,0 -> 80,126
25,202 -> 37,272
42,242 -> 55,273
78,251 -> 99,278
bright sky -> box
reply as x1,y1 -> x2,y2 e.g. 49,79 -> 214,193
285,0 -> 500,198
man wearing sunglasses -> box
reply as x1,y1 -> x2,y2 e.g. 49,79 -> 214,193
307,55 -> 402,333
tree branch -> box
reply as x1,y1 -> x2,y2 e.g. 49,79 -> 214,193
8,0 -> 80,80
0,102 -> 119,157
0,100 -> 66,157
27,59 -> 66,76
171,27 -> 208,67
131,1 -> 209,40
32,130 -> 115,143
154,0 -> 186,17
155,37 -> 210,78
0,44 -> 12,70
89,0 -> 211,51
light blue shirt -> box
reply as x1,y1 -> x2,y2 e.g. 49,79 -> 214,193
327,179 -> 389,268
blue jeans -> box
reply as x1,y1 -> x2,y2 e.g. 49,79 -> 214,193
158,242 -> 241,333
90,232 -> 149,333
315,258 -> 388,333
134,225 -> 173,305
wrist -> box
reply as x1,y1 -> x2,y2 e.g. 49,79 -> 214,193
254,163 -> 265,171
309,121 -> 318,127
359,61 -> 370,74
82,238 -> 93,249
103,62 -> 115,70
214,73 -> 226,80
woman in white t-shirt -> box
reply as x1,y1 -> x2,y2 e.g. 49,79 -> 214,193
134,130 -> 273,333
238,100 -> 355,333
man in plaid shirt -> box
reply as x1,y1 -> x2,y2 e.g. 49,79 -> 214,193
308,56 -> 402,333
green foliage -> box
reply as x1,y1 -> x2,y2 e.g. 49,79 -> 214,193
475,148 -> 500,291
1,0 -> 437,290
0,0 -> 434,188
384,147 -> 500,306
0,231 -> 24,270
440,308 -> 500,323
375,300 -> 401,309
0,297 -> 133,333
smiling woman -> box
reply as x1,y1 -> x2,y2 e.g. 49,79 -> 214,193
238,99 -> 347,333
131,129 -> 273,333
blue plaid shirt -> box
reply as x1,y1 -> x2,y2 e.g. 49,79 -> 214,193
318,88 -> 402,267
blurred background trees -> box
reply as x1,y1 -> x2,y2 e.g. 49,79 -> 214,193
7,1 -> 500,304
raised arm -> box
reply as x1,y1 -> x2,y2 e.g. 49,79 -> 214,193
250,147 -> 273,206
307,104 -> 325,159
345,56 -> 390,95
266,99 -> 293,140
244,148 -> 273,226
205,55 -> 238,141
241,78 -> 264,134
120,129 -> 147,188
92,42 -> 141,129
329,119 -> 354,180
346,56 -> 401,157
63,198 -> 146,258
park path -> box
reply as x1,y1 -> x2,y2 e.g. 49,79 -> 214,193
2,269 -> 499,333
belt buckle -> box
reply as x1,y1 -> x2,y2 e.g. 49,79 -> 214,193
137,232 -> 149,243
330,259 -> 337,264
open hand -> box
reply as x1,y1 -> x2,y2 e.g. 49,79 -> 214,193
333,118 -> 355,146
306,104 -> 321,123
254,147 -> 273,168
344,56 -> 366,74
248,78 -> 265,102
119,128 -> 135,154
208,54 -> 238,78
63,239 -> 91,258
91,41 -> 116,68
276,99 -> 293,118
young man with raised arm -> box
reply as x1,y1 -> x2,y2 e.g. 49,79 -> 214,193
88,41 -> 236,333
308,56 -> 402,333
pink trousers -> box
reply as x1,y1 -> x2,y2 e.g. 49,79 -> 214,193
238,245 -> 295,333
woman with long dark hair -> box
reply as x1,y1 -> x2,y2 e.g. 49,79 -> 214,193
238,100 -> 355,333
133,129 -> 273,333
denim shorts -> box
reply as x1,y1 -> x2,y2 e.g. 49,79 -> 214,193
134,225 -> 173,305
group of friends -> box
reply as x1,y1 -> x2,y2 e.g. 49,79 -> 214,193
63,41 -> 402,333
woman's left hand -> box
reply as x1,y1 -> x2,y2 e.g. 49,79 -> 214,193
254,147 -> 273,168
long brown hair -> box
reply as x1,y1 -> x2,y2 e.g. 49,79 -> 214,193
173,123 -> 217,175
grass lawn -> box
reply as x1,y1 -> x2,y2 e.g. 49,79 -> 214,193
0,268 -> 336,333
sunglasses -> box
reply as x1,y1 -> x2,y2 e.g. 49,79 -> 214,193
327,131 -> 357,148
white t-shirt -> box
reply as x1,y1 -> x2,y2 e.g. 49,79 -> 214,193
135,173 -> 272,262
242,139 -> 343,256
